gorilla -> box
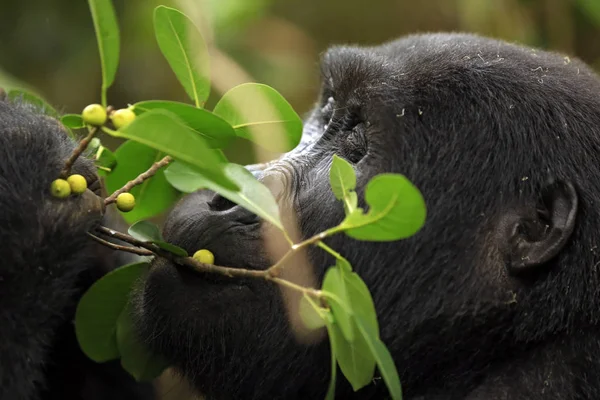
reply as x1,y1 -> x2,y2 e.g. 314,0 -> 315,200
0,96 -> 155,399
134,33 -> 600,399
3,32 -> 600,400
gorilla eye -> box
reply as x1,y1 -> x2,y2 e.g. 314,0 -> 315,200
341,124 -> 368,163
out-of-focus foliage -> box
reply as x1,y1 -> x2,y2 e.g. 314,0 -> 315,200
2,0 -> 599,129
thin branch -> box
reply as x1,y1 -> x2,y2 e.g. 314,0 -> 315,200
87,232 -> 154,256
267,230 -> 330,277
91,225 -> 337,298
95,225 -> 159,252
104,156 -> 173,205
94,225 -> 267,280
61,126 -> 99,178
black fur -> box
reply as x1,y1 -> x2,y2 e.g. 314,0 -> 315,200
0,100 -> 155,399
134,32 -> 600,400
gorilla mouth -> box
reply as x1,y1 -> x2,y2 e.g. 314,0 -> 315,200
146,256 -> 259,307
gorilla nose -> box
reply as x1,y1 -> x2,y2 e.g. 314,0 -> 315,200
208,192 -> 237,212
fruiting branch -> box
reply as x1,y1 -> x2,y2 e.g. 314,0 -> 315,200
104,156 -> 173,206
93,225 -> 323,298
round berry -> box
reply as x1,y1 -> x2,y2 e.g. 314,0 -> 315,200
111,108 -> 136,129
50,179 -> 71,198
81,104 -> 107,126
193,249 -> 215,265
67,174 -> 87,195
116,192 -> 136,212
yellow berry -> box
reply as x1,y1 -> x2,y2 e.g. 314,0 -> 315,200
193,249 -> 215,265
116,192 -> 136,212
111,108 -> 136,129
50,179 -> 71,198
81,104 -> 107,126
67,174 -> 87,195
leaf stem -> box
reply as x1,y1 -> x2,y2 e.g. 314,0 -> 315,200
317,241 -> 345,261
267,228 -> 338,277
104,156 -> 173,205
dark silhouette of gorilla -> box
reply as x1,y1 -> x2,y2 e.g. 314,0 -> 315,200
0,97 -> 155,399
4,31 -> 600,400
134,33 -> 600,399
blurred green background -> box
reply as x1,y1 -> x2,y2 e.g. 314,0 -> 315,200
2,0 -> 600,397
1,0 -> 600,122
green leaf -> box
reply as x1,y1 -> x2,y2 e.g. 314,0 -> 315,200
344,270 -> 379,335
322,267 -> 354,342
330,155 -> 356,200
299,294 -> 327,331
129,220 -> 163,242
128,220 -> 188,257
103,110 -> 237,191
7,90 -> 58,118
165,161 -> 283,230
212,83 -> 302,153
153,6 -> 210,107
95,144 -> 117,175
344,191 -> 358,215
105,141 -> 180,223
327,315 -> 376,392
61,114 -> 85,129
134,100 -> 235,148
87,0 -> 120,106
322,259 -> 379,341
322,261 -> 381,391
330,154 -> 358,215
75,262 -> 149,363
355,319 -> 402,400
116,304 -> 170,381
338,174 -> 426,241
154,241 -> 188,257
323,311 -> 337,400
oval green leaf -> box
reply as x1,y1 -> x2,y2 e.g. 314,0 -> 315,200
153,240 -> 188,257
61,114 -> 85,129
103,109 -> 237,191
322,267 -> 354,342
87,0 -> 120,106
128,220 -> 188,257
153,6 -> 210,107
323,311 -> 337,400
164,161 -> 282,230
339,174 -> 426,241
212,83 -> 302,153
355,318 -> 403,400
344,270 -> 379,335
327,315 -> 376,392
299,293 -> 327,331
116,304 -> 170,382
330,154 -> 356,200
129,220 -> 162,242
105,141 -> 180,224
75,262 -> 149,363
134,100 -> 235,148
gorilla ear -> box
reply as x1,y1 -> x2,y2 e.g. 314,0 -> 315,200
502,180 -> 578,276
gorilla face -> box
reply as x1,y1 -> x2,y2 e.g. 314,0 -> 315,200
134,33 -> 600,399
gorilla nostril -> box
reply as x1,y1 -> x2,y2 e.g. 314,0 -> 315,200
208,193 -> 237,212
